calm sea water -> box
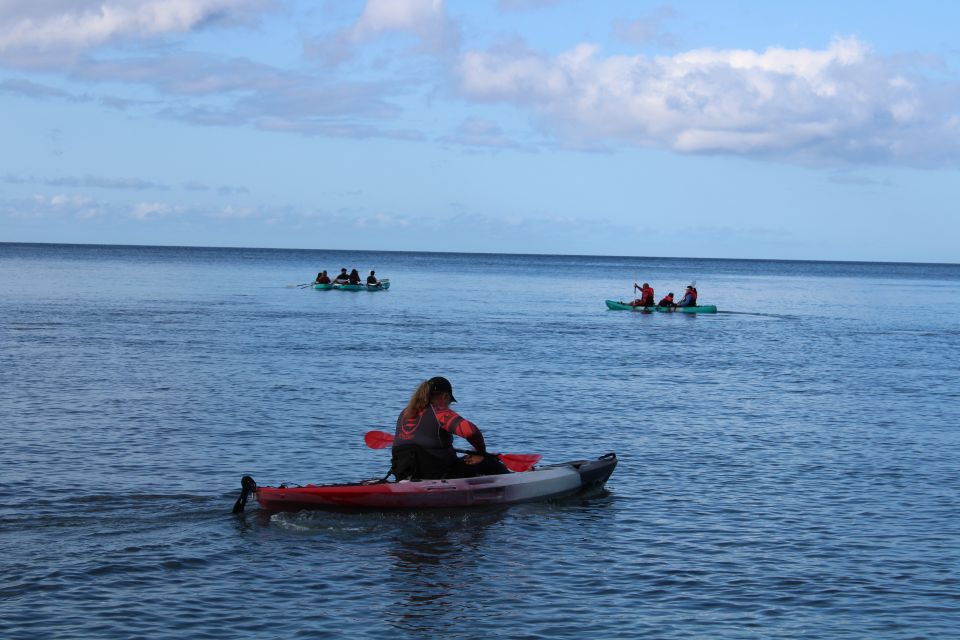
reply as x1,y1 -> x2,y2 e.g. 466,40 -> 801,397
2,242 -> 959,639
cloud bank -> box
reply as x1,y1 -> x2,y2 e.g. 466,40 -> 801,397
0,1 -> 958,167
458,37 -> 960,165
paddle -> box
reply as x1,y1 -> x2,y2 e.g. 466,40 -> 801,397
363,430 -> 541,472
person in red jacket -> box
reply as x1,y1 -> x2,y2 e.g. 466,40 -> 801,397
629,282 -> 655,307
657,292 -> 675,307
391,377 -> 508,480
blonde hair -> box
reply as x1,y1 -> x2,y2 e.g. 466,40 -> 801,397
402,380 -> 433,420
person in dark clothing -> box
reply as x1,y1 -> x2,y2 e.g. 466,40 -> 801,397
333,268 -> 350,284
391,377 -> 508,480
657,292 -> 675,307
315,271 -> 331,284
348,269 -> 361,284
366,270 -> 379,285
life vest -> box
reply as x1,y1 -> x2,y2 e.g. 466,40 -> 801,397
658,294 -> 674,306
690,288 -> 698,304
640,285 -> 654,305
394,405 -> 457,461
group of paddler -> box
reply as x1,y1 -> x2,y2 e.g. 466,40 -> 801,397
626,282 -> 698,308
315,268 -> 382,286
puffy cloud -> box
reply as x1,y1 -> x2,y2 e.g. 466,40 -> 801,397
351,0 -> 457,52
458,37 -> 960,165
0,0 -> 270,64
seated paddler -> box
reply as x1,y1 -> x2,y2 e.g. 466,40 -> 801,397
391,376 -> 508,480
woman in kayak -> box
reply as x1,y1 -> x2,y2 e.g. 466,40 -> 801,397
392,377 -> 508,480
676,285 -> 698,307
348,268 -> 362,284
657,292 -> 675,307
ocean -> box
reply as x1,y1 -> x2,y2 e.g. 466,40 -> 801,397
2,242 -> 958,639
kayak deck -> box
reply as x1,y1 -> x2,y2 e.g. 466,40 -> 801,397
251,453 -> 616,512
605,300 -> 717,313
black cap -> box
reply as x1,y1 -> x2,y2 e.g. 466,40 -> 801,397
428,376 -> 457,402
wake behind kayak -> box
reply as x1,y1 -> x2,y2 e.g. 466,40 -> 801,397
233,453 -> 617,513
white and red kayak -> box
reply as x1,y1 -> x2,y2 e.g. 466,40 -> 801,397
234,453 -> 617,512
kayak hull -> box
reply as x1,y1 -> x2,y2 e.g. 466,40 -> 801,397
605,300 -> 717,313
313,283 -> 333,290
333,279 -> 391,291
366,279 -> 390,291
254,453 -> 616,512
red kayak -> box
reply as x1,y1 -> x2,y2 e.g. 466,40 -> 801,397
234,453 -> 617,512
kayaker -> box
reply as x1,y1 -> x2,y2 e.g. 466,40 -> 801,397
333,268 -> 350,284
629,282 -> 655,307
657,292 -> 675,307
391,376 -> 508,480
348,268 -> 362,285
677,285 -> 698,307
315,271 -> 331,284
366,270 -> 379,285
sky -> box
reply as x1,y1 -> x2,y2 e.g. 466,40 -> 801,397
1,0 -> 958,262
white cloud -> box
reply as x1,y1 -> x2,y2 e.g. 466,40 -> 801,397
351,0 -> 455,50
308,0 -> 459,66
458,36 -> 960,165
0,0 -> 269,62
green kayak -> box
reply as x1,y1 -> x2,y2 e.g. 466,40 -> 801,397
367,279 -> 390,291
605,300 -> 717,313
333,279 -> 391,291
313,283 -> 333,290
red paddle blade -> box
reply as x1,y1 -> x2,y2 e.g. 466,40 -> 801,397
364,430 -> 394,449
498,453 -> 541,472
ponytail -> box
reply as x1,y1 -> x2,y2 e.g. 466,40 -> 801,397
402,380 -> 432,421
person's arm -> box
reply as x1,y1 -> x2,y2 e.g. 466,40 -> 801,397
437,408 -> 487,454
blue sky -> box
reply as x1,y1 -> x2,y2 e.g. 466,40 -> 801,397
1,0 -> 958,262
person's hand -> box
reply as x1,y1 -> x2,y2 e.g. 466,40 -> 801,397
464,454 -> 485,465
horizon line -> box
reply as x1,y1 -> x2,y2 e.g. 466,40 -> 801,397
1,240 -> 957,268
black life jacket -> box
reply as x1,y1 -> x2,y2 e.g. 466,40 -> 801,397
394,406 -> 456,457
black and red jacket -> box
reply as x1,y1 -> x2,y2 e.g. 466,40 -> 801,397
394,404 -> 486,464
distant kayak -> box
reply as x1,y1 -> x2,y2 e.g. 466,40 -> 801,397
605,300 -> 717,313
366,279 -> 390,291
239,453 -> 617,512
332,279 -> 390,291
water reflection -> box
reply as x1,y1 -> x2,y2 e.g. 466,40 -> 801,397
384,507 -> 507,634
